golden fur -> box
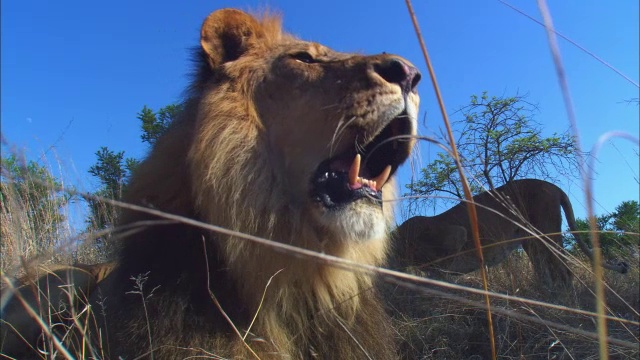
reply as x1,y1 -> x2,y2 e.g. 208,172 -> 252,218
394,179 -> 628,288
73,8 -> 421,359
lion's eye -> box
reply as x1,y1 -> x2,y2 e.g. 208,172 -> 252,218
291,52 -> 317,64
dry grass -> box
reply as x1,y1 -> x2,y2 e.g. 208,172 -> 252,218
0,155 -> 111,358
0,162 -> 108,277
1,163 -> 70,275
385,251 -> 639,359
1,153 -> 638,359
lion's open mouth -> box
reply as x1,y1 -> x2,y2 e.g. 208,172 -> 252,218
311,112 -> 414,209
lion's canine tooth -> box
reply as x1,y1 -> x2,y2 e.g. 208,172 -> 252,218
349,154 -> 361,187
372,165 -> 392,189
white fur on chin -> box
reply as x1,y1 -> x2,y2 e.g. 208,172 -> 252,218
317,200 -> 387,242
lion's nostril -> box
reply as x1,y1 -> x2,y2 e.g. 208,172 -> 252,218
374,58 -> 421,95
411,72 -> 421,91
374,59 -> 407,85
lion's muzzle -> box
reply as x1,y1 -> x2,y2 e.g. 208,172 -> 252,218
311,59 -> 421,210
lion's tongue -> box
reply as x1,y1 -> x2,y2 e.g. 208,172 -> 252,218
330,154 -> 391,192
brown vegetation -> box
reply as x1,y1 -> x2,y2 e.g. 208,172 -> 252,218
386,253 -> 639,359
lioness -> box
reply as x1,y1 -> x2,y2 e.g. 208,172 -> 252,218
0,263 -> 115,356
2,8 -> 419,359
393,179 -> 628,288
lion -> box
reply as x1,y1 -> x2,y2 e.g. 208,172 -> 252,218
393,179 -> 629,289
3,8 -> 419,359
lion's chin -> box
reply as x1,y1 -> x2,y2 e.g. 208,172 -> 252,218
314,201 -> 387,242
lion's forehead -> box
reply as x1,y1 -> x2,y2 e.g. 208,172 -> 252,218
270,41 -> 356,61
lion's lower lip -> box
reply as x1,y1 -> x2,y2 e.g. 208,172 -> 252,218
311,151 -> 389,210
312,170 -> 382,209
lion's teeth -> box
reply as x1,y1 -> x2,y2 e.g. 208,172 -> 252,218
372,165 -> 392,190
349,154 -> 361,187
349,155 -> 391,192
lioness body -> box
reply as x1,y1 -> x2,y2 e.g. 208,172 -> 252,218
0,263 -> 115,357
394,179 -> 628,288
64,9 -> 419,359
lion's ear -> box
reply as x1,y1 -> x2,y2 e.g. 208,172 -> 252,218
200,9 -> 265,68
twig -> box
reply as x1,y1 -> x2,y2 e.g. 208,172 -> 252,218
244,269 -> 284,341
403,1 -> 497,358
201,237 -> 262,360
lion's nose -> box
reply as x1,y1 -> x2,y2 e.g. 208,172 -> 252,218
374,57 -> 421,95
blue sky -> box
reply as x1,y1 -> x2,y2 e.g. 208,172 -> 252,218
2,0 -> 638,229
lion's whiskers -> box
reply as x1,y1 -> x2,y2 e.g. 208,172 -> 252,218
320,103 -> 341,111
354,135 -> 366,155
330,116 -> 357,156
